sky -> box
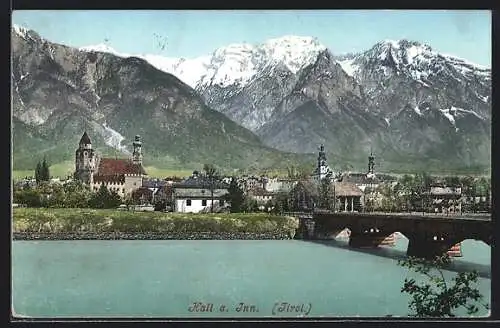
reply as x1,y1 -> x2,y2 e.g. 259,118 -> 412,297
12,10 -> 491,66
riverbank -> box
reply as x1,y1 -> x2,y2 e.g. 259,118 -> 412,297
12,208 -> 299,240
13,231 -> 291,240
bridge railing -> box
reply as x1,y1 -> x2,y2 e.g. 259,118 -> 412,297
282,210 -> 490,220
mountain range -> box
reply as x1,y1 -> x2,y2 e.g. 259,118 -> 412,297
11,24 -> 491,174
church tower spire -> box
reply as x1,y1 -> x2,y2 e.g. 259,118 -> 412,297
74,131 -> 96,184
132,135 -> 143,165
313,143 -> 333,181
368,150 -> 375,175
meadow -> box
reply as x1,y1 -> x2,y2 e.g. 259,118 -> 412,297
12,208 -> 299,236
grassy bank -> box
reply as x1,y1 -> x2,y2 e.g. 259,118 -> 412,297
12,162 -> 195,181
12,208 -> 299,237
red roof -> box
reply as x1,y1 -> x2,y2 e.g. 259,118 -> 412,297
96,158 -> 146,176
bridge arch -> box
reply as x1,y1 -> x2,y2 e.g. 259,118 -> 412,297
450,238 -> 491,248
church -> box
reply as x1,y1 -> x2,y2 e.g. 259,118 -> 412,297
74,131 -> 147,198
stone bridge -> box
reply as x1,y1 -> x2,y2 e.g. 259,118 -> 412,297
294,212 -> 492,259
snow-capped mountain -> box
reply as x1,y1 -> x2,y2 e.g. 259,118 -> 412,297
81,35 -> 326,91
337,39 -> 491,120
12,24 -> 298,172
81,35 -> 489,140
14,23 -> 491,171
187,37 -> 489,169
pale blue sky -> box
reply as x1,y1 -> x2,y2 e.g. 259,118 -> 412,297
12,10 -> 491,66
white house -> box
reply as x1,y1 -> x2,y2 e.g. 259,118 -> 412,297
264,178 -> 297,193
172,172 -> 229,213
247,187 -> 276,204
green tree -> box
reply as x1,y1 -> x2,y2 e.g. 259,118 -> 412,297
123,194 -> 141,211
444,175 -> 461,187
243,197 -> 258,213
399,255 -> 489,317
378,183 -> 401,212
107,190 -> 122,208
36,181 -> 52,207
47,183 -> 65,208
40,158 -> 50,182
271,192 -> 290,214
62,180 -> 91,208
35,161 -> 42,184
203,163 -> 220,213
153,199 -> 166,212
89,184 -> 121,209
318,178 -> 333,210
14,187 -> 42,207
286,166 -> 297,179
225,177 -> 244,213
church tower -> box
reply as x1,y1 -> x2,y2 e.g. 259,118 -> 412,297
368,151 -> 375,174
74,131 -> 96,184
367,151 -> 376,178
313,144 -> 333,182
132,135 -> 143,165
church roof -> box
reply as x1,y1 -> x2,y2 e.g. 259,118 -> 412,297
343,172 -> 380,185
292,180 -> 363,197
96,158 -> 146,176
79,131 -> 91,144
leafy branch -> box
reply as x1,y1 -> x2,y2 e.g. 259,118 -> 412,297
398,254 -> 489,317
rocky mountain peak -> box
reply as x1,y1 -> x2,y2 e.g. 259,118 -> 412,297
12,24 -> 44,44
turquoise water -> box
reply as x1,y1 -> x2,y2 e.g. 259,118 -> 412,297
12,237 -> 490,318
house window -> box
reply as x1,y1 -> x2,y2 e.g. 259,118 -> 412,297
186,199 -> 192,206
220,199 -> 224,206
122,188 -> 125,193
202,199 -> 207,206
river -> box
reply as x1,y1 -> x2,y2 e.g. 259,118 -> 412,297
11,235 -> 490,318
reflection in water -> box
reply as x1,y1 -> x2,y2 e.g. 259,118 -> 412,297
310,234 -> 491,279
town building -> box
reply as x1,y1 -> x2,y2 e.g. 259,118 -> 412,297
264,177 -> 298,193
290,180 -> 363,212
289,144 -> 364,212
428,184 -> 462,214
171,171 -> 229,213
247,187 -> 276,204
238,175 -> 263,193
74,132 -> 147,198
342,152 -> 381,193
132,178 -> 171,205
311,144 -> 337,182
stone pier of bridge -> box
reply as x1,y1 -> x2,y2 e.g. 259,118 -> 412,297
294,212 -> 492,259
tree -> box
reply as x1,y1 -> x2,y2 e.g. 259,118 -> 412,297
62,180 -> 91,208
203,164 -> 220,213
14,187 -> 42,207
398,254 -> 489,317
225,177 -> 245,213
287,165 -> 312,179
444,175 -> 461,188
35,161 -> 42,184
318,178 -> 333,210
47,183 -> 65,208
40,158 -> 50,182
153,199 -> 166,212
243,197 -> 258,213
89,184 -> 121,209
123,195 -> 136,211
271,192 -> 291,214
